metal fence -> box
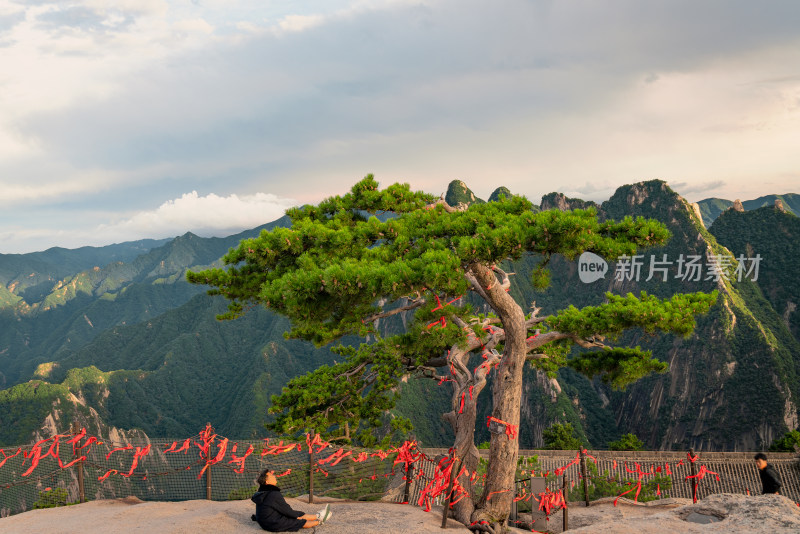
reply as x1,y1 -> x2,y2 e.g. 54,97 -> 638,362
423,447 -> 800,504
0,426 -> 408,518
3,426 -> 798,522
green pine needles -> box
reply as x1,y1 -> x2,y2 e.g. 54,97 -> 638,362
187,175 -> 717,444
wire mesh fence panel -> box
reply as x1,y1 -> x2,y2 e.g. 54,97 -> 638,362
0,457 -> 80,518
510,450 -> 800,505
1,430 -> 409,517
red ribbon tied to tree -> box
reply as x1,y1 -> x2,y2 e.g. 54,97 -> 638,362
392,440 -> 422,470
416,453 -> 470,512
486,416 -> 519,440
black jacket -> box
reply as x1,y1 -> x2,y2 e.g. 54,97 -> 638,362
251,484 -> 306,532
759,464 -> 782,494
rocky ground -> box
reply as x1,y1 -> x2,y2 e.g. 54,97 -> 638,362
2,493 -> 799,533
521,493 -> 800,534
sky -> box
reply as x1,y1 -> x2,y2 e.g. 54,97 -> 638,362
1,0 -> 799,254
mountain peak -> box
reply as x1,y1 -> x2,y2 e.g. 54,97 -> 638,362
445,180 -> 484,207
617,179 -> 672,207
540,192 -> 598,212
488,186 -> 513,202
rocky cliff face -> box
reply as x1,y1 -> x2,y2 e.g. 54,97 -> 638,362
540,192 -> 599,212
521,180 -> 799,450
598,182 -> 799,450
709,205 -> 800,345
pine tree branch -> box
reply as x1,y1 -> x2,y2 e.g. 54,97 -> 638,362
525,352 -> 548,361
426,196 -> 468,213
361,299 -> 425,323
464,270 -> 493,305
490,264 -> 512,291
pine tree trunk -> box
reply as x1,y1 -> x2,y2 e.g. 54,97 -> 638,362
444,380 -> 480,527
466,264 -> 527,533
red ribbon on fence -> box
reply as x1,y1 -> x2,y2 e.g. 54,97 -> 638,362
535,488 -> 567,516
22,434 -> 76,476
685,465 -> 719,502
66,427 -> 86,444
164,438 -> 191,454
261,441 -> 300,456
98,469 -> 118,482
555,451 -> 580,477
122,445 -> 151,477
370,449 -> 390,461
106,445 -> 133,460
74,436 -> 99,452
612,460 -> 664,506
228,443 -> 254,473
514,489 -> 531,503
306,433 -> 330,454
0,447 -> 22,469
318,448 -> 352,466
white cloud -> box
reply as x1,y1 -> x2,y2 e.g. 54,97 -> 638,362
96,191 -> 297,239
275,14 -> 325,34
0,190 -> 297,253
2,0 -> 800,253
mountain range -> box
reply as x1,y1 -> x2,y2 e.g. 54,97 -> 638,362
1,181 -> 797,452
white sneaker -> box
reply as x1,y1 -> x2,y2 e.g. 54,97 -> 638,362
316,504 -> 332,523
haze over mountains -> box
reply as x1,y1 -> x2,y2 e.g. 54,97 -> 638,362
1,181 -> 798,453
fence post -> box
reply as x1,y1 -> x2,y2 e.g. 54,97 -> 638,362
308,431 -> 315,504
510,479 -> 518,524
688,448 -> 698,503
562,474 -> 569,532
403,462 -> 414,504
579,449 -> 589,506
71,422 -> 85,503
206,463 -> 212,500
205,424 -> 213,500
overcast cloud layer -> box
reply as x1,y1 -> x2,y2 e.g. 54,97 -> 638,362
1,0 -> 799,253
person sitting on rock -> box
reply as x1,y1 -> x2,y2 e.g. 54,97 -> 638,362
754,452 -> 782,495
251,467 -> 332,531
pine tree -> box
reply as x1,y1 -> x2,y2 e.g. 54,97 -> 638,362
187,175 -> 717,532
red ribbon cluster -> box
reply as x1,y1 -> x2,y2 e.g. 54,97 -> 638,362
416,452 -> 470,512
535,488 -> 567,516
